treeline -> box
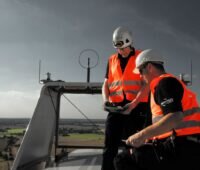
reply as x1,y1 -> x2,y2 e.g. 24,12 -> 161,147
0,118 -> 105,128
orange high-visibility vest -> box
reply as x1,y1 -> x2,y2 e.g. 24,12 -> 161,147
108,50 -> 148,103
150,73 -> 200,139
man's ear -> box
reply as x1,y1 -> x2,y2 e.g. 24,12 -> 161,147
147,63 -> 153,73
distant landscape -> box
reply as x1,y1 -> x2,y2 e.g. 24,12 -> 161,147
0,118 -> 105,127
0,118 -> 106,135
0,118 -> 106,170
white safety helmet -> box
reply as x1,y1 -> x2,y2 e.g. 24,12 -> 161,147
134,49 -> 164,73
112,27 -> 133,48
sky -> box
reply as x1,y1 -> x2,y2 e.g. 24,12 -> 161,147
0,0 -> 200,119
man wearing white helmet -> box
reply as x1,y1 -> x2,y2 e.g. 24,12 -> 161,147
101,27 -> 151,170
114,49 -> 200,170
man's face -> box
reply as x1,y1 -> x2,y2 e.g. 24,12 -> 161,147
117,46 -> 131,57
138,63 -> 151,84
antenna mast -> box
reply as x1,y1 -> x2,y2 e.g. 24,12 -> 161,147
190,59 -> 192,85
38,60 -> 52,84
179,59 -> 193,86
39,60 -> 42,84
79,49 -> 99,83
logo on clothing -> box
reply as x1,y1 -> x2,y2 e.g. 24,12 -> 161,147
161,98 -> 174,107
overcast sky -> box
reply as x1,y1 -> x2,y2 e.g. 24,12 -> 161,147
0,0 -> 200,119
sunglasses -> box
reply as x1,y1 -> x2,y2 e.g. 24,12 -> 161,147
113,41 -> 124,48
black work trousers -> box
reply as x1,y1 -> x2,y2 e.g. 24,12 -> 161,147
114,135 -> 200,170
101,102 -> 151,170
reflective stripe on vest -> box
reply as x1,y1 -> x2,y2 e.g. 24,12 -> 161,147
107,50 -> 148,103
109,89 -> 140,96
108,80 -> 141,88
150,74 -> 200,139
108,81 -> 122,88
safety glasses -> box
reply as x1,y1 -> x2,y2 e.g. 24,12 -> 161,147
113,41 -> 124,48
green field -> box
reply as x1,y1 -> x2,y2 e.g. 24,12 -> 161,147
7,129 -> 25,134
65,133 -> 104,140
0,128 -> 25,137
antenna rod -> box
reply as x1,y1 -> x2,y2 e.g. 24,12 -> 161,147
190,59 -> 192,85
39,60 -> 41,84
87,58 -> 90,83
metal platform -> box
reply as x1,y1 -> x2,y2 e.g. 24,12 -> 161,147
46,149 -> 102,170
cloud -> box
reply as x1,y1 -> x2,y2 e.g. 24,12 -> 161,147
132,0 -> 200,50
0,0 -> 199,119
0,90 -> 39,117
0,90 -> 106,119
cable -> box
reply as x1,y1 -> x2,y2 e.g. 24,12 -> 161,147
62,94 -> 101,131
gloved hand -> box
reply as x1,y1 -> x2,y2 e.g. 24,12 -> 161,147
103,101 -> 116,112
103,101 -> 124,113
121,100 -> 138,115
103,101 -> 115,111
121,103 -> 131,115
